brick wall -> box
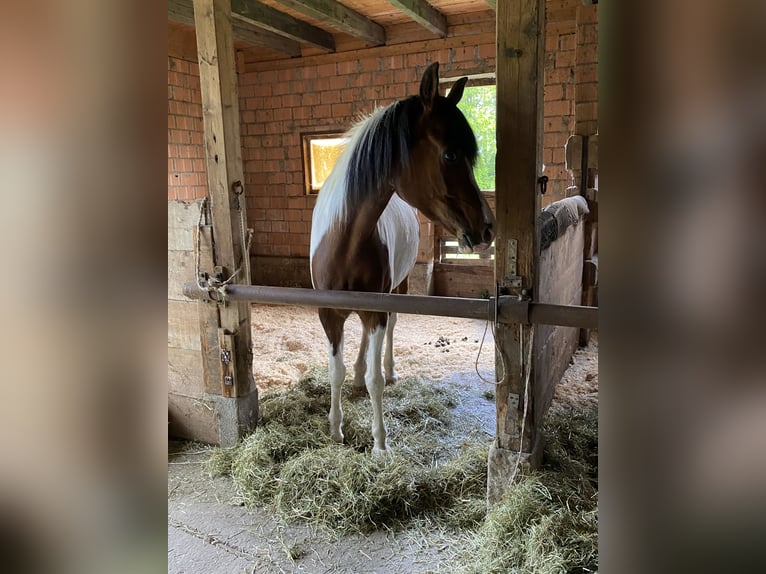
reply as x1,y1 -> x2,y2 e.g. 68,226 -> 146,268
575,4 -> 598,136
166,1 -> 598,291
543,0 -> 581,206
238,41 -> 496,261
167,53 -> 207,201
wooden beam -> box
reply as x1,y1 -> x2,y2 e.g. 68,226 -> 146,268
272,0 -> 385,46
385,0 -> 447,37
192,0 -> 258,436
169,0 -> 301,56
488,0 -> 545,503
231,0 -> 335,52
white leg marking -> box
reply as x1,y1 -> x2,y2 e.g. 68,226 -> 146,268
384,312 -> 398,386
365,325 -> 390,455
328,336 -> 346,444
353,328 -> 368,394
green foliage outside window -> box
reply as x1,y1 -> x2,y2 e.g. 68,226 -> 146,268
457,84 -> 496,191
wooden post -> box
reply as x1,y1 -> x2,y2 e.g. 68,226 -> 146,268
488,0 -> 545,504
193,0 -> 257,445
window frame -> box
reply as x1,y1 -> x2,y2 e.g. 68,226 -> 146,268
301,131 -> 348,196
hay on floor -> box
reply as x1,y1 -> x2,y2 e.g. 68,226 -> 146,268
207,370 -> 598,572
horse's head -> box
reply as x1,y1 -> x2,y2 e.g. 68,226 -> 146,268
396,62 -> 496,253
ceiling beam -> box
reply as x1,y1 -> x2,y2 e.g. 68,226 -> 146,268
169,0 -> 301,56
272,0 -> 386,46
386,1 -> 447,37
231,0 -> 335,52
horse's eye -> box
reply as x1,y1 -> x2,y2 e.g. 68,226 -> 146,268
443,151 -> 457,164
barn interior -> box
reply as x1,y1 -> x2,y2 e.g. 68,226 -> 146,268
167,1 -> 599,571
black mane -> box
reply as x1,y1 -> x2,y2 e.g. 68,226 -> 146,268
343,94 -> 478,213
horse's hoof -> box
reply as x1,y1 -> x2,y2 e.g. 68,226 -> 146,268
385,373 -> 398,386
371,445 -> 392,457
350,386 -> 367,399
330,431 -> 344,444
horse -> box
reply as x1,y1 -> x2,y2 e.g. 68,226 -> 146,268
309,62 -> 496,455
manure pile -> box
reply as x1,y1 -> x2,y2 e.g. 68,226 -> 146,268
208,369 -> 598,573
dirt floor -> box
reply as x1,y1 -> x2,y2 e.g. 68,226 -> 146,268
168,305 -> 598,573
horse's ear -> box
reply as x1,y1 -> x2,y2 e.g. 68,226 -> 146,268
419,62 -> 440,108
447,77 -> 468,105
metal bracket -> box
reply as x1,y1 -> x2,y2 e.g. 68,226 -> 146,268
504,239 -> 522,291
218,329 -> 238,395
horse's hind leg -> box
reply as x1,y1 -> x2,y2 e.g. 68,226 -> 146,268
318,308 -> 348,444
384,312 -> 398,386
385,278 -> 407,386
352,327 -> 368,398
359,311 -> 390,455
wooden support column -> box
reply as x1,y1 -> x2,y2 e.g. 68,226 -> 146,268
488,0 -> 545,504
193,0 -> 257,446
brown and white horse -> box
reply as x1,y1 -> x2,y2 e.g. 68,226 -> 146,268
310,62 -> 495,454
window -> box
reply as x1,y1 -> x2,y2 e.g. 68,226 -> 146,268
455,83 -> 496,192
439,237 -> 495,265
437,79 -> 497,264
302,132 -> 348,195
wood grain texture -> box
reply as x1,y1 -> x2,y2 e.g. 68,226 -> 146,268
231,0 -> 335,51
193,0 -> 255,398
386,0 -> 447,37
493,0 -> 545,456
170,0 -> 302,55
273,0 -> 386,45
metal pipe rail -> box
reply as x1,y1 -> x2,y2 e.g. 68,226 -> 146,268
183,283 -> 598,329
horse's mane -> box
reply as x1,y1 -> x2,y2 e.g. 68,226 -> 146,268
317,93 -> 478,227
343,97 -> 421,215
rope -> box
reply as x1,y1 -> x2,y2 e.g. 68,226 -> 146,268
508,321 -> 535,485
193,195 -> 253,305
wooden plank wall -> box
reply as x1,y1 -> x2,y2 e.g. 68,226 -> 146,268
168,200 -> 219,444
532,220 -> 584,454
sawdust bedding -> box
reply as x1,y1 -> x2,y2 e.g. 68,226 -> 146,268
251,304 -> 497,391
250,304 -> 598,396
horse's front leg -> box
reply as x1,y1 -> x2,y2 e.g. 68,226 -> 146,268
352,328 -> 368,398
384,312 -> 398,386
327,336 -> 346,444
364,319 -> 390,455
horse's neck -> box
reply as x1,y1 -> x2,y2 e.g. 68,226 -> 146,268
341,187 -> 395,248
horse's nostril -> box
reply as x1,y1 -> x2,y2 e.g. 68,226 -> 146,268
483,223 -> 495,243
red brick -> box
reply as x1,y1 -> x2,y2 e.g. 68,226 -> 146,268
321,91 -> 340,104
313,104 -> 331,118
576,82 -> 598,103
578,23 -> 598,45
577,43 -> 598,65
544,100 -> 571,117
478,44 -> 495,59
317,63 -> 336,77
577,63 -> 598,84
576,102 -> 598,123
337,61 -> 359,75
556,50 -> 575,69
544,84 -> 564,101
406,53 -> 427,68
332,102 -> 352,116
360,59 -> 379,73
577,5 -> 598,24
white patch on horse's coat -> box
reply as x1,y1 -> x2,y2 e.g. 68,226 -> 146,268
384,312 -> 398,385
364,325 -> 389,455
309,107 -> 419,289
